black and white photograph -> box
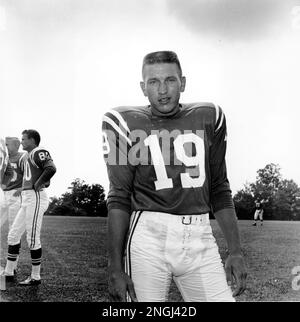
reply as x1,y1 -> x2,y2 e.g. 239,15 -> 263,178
1,0 -> 300,309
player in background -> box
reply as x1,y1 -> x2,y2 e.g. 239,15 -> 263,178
0,137 -> 13,227
1,129 -> 56,286
252,200 -> 264,226
102,51 -> 247,302
0,137 -> 13,187
0,137 -> 26,271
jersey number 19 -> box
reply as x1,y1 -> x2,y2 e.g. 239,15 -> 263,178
144,133 -> 205,190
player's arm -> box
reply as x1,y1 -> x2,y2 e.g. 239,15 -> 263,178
34,150 -> 57,190
214,209 -> 247,296
102,111 -> 137,302
210,106 -> 247,296
106,169 -> 137,302
107,208 -> 137,302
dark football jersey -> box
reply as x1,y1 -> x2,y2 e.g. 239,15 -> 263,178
3,152 -> 26,191
255,202 -> 262,210
22,147 -> 54,190
102,103 -> 234,215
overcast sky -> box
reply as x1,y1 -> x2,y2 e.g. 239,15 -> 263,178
1,0 -> 300,199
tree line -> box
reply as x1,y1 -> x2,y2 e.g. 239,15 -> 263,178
46,163 -> 300,220
233,163 -> 300,220
46,178 -> 107,217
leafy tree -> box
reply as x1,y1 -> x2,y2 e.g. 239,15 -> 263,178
46,178 -> 107,217
233,164 -> 300,220
233,183 -> 254,219
273,179 -> 300,220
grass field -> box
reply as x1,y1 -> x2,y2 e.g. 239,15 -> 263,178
1,216 -> 300,302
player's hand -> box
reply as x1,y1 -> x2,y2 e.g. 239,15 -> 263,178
108,269 -> 138,302
225,253 -> 247,297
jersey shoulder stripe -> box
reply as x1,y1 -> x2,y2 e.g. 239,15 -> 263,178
213,103 -> 225,133
103,113 -> 132,146
183,102 -> 225,132
109,109 -> 131,134
18,152 -> 27,168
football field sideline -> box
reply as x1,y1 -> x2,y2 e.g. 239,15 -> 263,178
1,216 -> 300,302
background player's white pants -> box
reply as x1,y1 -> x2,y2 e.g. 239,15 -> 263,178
254,210 -> 263,221
8,189 -> 49,250
0,189 -> 21,230
125,211 -> 235,302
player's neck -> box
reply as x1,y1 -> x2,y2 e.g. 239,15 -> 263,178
150,104 -> 182,118
26,145 -> 37,153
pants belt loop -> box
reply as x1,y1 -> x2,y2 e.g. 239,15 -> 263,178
182,216 -> 192,225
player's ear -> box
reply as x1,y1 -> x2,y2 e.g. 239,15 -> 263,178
180,76 -> 186,93
140,81 -> 147,97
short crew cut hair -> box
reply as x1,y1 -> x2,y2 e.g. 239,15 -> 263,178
22,129 -> 41,146
142,51 -> 182,77
5,137 -> 20,143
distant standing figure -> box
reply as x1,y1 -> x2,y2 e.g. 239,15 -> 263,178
252,200 -> 264,226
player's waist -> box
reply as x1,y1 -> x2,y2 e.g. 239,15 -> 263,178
133,211 -> 210,226
3,186 -> 21,192
3,188 -> 20,194
21,189 -> 47,195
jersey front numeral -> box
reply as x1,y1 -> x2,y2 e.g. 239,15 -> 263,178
10,163 -> 18,182
24,161 -> 32,181
144,135 -> 173,190
144,133 -> 206,190
102,132 -> 110,155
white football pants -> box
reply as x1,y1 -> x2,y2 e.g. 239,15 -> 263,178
254,210 -> 263,221
8,189 -> 49,250
0,189 -> 21,230
125,211 -> 235,302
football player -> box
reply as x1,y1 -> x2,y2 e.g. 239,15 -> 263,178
0,137 -> 12,186
0,137 -> 13,227
252,200 -> 264,226
0,137 -> 26,271
102,51 -> 247,302
1,137 -> 26,227
1,129 -> 56,286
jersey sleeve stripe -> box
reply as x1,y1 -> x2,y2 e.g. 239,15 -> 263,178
29,148 -> 39,167
109,110 -> 131,134
214,103 -> 220,124
18,153 -> 27,168
215,112 -> 224,132
103,115 -> 132,146
213,104 -> 224,133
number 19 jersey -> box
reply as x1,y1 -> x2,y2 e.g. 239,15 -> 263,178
102,102 -> 234,216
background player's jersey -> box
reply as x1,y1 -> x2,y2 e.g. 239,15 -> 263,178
23,147 -> 54,190
102,103 -> 234,216
0,138 -> 9,185
255,202 -> 263,210
3,152 -> 26,191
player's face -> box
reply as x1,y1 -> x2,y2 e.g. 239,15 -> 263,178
5,140 -> 19,155
21,134 -> 35,152
140,63 -> 186,116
